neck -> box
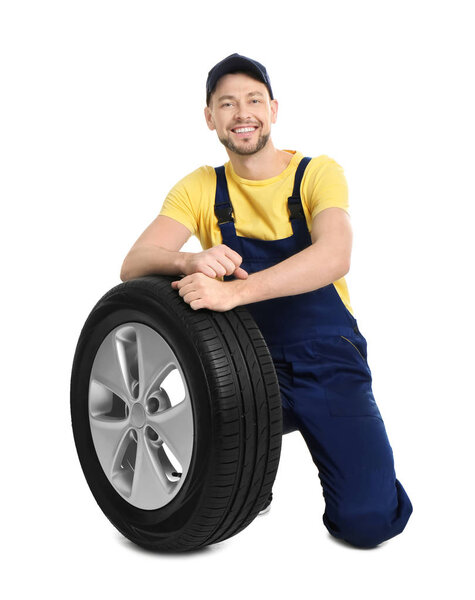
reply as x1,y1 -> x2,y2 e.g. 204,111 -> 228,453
226,140 -> 293,180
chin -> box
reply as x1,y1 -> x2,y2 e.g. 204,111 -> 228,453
220,133 -> 270,156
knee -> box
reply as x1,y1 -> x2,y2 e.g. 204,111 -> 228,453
325,500 -> 413,549
337,507 -> 394,548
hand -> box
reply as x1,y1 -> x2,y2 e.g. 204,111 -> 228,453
171,272 -> 242,312
184,244 -> 248,279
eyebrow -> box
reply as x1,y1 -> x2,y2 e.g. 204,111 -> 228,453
217,91 -> 265,102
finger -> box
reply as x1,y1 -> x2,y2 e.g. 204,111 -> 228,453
172,280 -> 187,290
176,281 -> 195,297
213,257 -> 228,277
222,246 -> 244,267
215,256 -> 236,276
234,267 -> 248,279
172,276 -> 189,290
183,290 -> 201,304
198,265 -> 218,278
175,281 -> 188,294
171,277 -> 187,288
190,299 -> 206,311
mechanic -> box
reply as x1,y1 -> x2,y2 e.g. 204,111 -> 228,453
120,53 -> 413,549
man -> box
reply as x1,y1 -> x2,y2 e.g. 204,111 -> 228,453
121,53 -> 413,548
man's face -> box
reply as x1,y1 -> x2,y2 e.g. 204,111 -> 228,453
204,73 -> 278,156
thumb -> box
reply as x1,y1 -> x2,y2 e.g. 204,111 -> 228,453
234,267 -> 249,279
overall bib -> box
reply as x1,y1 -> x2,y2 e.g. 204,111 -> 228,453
214,157 -> 413,548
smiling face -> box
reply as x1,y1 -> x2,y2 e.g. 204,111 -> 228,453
204,72 -> 278,156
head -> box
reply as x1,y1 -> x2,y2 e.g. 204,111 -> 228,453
204,54 -> 278,157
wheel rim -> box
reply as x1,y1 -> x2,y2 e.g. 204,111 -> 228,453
88,322 -> 194,510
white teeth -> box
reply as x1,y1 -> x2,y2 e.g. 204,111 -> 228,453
234,127 -> 256,133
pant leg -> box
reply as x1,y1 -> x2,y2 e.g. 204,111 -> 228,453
272,360 -> 300,434
284,336 -> 413,548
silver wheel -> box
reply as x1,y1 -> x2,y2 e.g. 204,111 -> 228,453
88,322 -> 194,510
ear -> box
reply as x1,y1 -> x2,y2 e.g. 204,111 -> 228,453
270,99 -> 279,125
204,106 -> 216,131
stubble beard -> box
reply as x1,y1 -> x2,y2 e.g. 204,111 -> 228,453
218,129 -> 271,156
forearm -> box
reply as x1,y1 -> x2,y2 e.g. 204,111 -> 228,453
120,244 -> 190,281
234,242 -> 349,305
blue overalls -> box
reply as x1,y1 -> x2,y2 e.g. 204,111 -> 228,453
214,157 -> 413,548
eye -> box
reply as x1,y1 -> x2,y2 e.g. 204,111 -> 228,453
251,99 -> 261,104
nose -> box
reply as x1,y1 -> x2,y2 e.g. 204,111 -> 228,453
234,103 -> 252,121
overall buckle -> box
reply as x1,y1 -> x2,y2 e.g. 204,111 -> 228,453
288,196 -> 305,220
215,204 -> 234,225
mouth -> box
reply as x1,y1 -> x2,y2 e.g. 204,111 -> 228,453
231,125 -> 259,138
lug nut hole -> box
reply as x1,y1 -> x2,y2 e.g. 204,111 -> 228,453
146,427 -> 159,442
146,396 -> 160,414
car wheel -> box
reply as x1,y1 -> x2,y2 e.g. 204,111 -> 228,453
70,275 -> 282,551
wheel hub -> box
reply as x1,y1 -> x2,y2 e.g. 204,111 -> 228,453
130,402 -> 146,428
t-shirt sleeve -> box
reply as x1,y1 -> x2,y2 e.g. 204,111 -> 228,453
159,169 -> 203,236
304,156 -> 349,219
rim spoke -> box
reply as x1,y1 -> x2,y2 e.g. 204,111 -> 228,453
91,333 -> 130,401
89,416 -> 130,478
115,326 -> 140,400
136,325 -> 177,396
148,394 -> 194,469
130,433 -> 173,508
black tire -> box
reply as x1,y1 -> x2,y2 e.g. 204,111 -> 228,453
70,275 -> 282,552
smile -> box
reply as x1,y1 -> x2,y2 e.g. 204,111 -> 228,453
231,126 -> 258,137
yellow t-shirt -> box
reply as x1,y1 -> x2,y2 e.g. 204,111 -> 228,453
159,150 -> 354,315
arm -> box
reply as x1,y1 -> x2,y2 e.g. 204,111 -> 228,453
120,215 -> 192,281
120,215 -> 249,282
236,207 -> 352,303
172,207 -> 352,311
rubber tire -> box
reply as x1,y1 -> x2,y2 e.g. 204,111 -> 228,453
70,275 -> 283,552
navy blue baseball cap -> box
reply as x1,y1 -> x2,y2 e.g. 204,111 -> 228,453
206,53 -> 274,104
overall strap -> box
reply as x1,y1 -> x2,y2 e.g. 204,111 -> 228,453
214,165 -> 237,240
288,156 -> 312,238
214,156 -> 313,241
288,156 -> 312,221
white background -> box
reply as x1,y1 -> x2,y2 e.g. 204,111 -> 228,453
1,0 -> 474,598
